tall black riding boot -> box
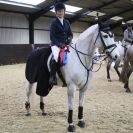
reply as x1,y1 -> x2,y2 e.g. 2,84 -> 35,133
49,60 -> 57,86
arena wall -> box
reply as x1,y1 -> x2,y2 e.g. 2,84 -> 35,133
0,11 -> 123,65
0,11 -> 89,65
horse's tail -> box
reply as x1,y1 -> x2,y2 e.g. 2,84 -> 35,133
120,56 -> 129,83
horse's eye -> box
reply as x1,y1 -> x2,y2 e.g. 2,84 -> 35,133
109,33 -> 114,38
110,35 -> 113,38
103,35 -> 108,38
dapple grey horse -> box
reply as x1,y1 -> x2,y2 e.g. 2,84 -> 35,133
25,21 -> 119,132
106,41 -> 125,81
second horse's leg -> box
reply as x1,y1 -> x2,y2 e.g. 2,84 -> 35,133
107,60 -> 112,82
124,70 -> 132,93
114,60 -> 121,80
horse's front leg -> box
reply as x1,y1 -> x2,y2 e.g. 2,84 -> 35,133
114,65 -> 121,79
107,61 -> 112,82
25,82 -> 34,116
40,97 -> 47,115
114,60 -> 121,80
78,89 -> 86,128
67,84 -> 76,132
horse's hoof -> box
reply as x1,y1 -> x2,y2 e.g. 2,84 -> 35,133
78,120 -> 85,128
42,112 -> 47,116
124,87 -> 127,90
108,79 -> 112,82
25,113 -> 31,116
68,125 -> 75,132
126,89 -> 131,93
62,84 -> 67,87
25,102 -> 30,109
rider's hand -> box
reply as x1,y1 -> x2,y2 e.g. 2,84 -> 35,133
60,44 -> 65,49
66,37 -> 72,44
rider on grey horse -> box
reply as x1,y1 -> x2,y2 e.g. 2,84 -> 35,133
123,22 -> 133,55
49,3 -> 73,86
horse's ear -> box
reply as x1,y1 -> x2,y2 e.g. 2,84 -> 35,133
95,12 -> 100,25
98,15 -> 111,31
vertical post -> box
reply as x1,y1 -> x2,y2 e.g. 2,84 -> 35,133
29,16 -> 34,49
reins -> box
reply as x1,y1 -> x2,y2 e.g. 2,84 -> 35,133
70,32 -> 101,89
91,54 -> 108,72
69,29 -> 116,89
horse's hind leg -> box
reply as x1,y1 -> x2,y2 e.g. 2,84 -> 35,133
124,70 -> 132,93
124,81 -> 130,92
78,89 -> 86,128
40,97 -> 47,115
25,82 -> 34,116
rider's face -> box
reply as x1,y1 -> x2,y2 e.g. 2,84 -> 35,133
56,9 -> 65,18
128,26 -> 132,30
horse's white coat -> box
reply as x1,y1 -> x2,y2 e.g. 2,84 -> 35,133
111,41 -> 125,69
116,41 -> 125,59
60,24 -> 119,112
25,24 -> 119,127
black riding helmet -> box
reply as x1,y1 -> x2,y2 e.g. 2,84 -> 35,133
55,3 -> 66,12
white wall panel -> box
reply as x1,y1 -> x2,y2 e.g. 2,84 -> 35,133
0,12 -> 28,28
0,12 -> 89,44
34,30 -> 81,44
34,17 -> 51,30
34,17 -> 89,44
0,28 -> 29,44
34,30 -> 50,44
73,33 -> 81,44
0,12 -> 29,44
71,21 -> 89,32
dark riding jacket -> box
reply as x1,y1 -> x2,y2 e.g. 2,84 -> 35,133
50,17 -> 73,48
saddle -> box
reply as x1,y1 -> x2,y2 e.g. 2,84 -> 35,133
48,45 -> 69,86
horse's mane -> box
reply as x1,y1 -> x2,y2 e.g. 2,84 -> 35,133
78,24 -> 99,41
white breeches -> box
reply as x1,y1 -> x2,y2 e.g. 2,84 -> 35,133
51,45 -> 60,62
